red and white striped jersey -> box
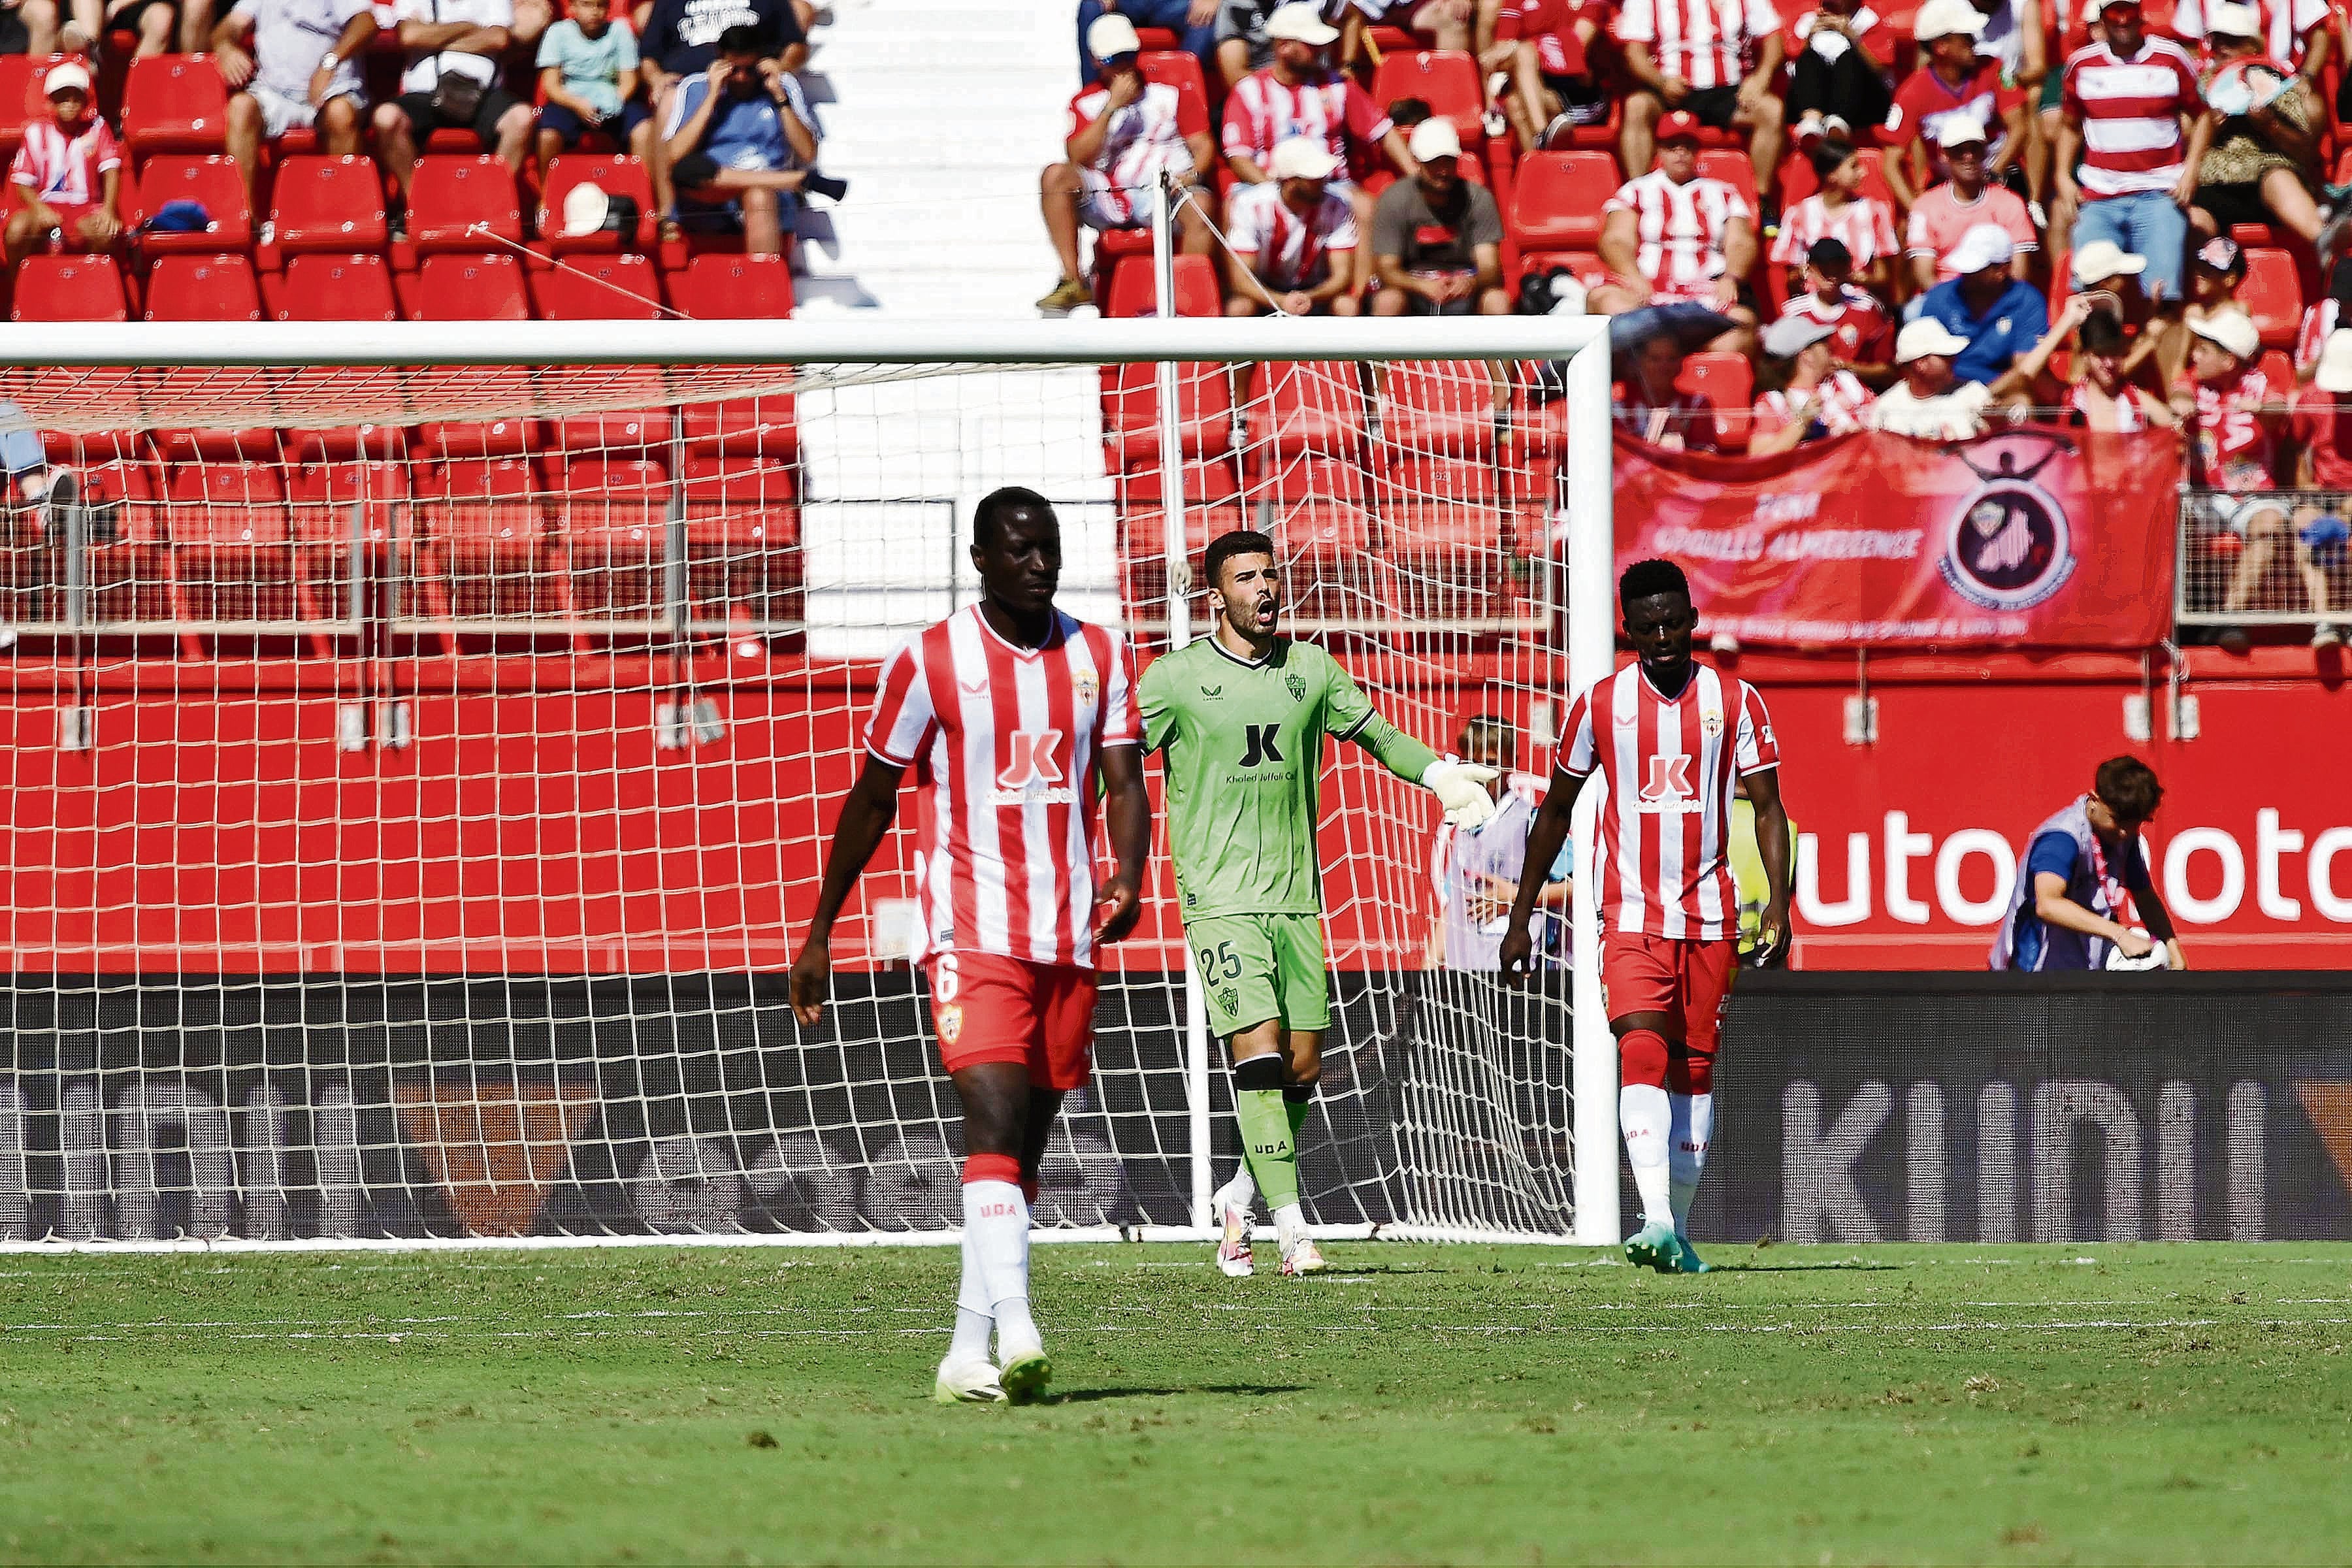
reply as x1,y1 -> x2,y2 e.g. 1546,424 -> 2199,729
864,605 -> 1141,970
1769,193 -> 1900,270
10,115 -> 121,208
1495,0 -> 1617,77
1616,0 -> 1782,89
1221,67 -> 1394,171
1603,170 -> 1751,293
2295,297 -> 2341,374
1560,662 -> 1779,942
1751,370 -> 1876,440
2061,38 -> 2205,199
1778,284 -> 1896,363
2171,0 -> 2327,67
1225,180 -> 1358,288
1066,79 -> 1205,219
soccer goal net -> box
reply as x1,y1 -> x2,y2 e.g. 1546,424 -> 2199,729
0,311 -> 1616,1250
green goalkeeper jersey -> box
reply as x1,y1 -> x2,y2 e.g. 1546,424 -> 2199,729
1138,635 -> 1439,921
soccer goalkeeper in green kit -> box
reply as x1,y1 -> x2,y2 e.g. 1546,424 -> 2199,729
1137,530 -> 1501,1276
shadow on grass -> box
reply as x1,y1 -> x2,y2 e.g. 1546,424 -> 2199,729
1707,1258 -> 1910,1273
1043,1383 -> 1309,1405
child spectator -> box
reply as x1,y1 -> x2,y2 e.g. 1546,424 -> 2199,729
213,0 -> 378,204
1772,139 -> 1899,295
1776,237 -> 1896,385
2063,306 -> 2178,429
1786,0 -> 1892,146
4,62 -> 120,266
2293,255 -> 2352,380
1748,312 -> 1876,453
1903,117 -> 2035,288
2172,309 -> 2308,647
536,0 -> 661,186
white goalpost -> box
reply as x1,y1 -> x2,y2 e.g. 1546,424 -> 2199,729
0,308 -> 1618,1251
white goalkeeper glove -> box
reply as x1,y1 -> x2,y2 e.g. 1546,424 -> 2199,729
1421,759 -> 1500,830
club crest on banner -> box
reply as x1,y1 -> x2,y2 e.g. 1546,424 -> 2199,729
1938,434 -> 2077,612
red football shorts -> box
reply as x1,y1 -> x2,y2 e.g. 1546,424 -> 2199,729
925,951 -> 1098,1090
1601,933 -> 1739,1057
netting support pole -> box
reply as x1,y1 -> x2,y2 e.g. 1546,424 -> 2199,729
1153,171 -> 1215,1233
1563,336 -> 1620,1248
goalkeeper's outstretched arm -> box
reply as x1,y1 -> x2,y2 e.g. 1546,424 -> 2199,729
1330,679 -> 1499,830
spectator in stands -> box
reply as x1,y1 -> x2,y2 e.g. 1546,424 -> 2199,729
1370,118 -> 1507,316
1914,222 -> 2046,384
1425,715 -> 1571,972
663,22 -> 832,261
0,1 -> 65,55
2053,0 -> 2211,309
1078,0 -> 1219,80
1989,755 -> 2183,972
1039,14 -> 1215,313
1968,0 -> 2053,218
1884,0 -> 2025,215
1748,312 -> 1877,453
1785,0 -> 1893,148
1616,0 -> 1786,193
1492,0 -> 1614,152
2063,306 -> 2180,427
3,62 -> 120,266
2180,233 -> 2249,355
101,0 -> 195,57
536,0 -> 659,185
1614,329 -> 1722,449
212,0 -> 377,204
2286,327 -> 2352,645
1776,236 -> 1896,385
638,0 -> 807,106
2174,0 -> 2330,78
1903,118 -> 2034,290
2293,253 -> 2352,380
1225,137 -> 1358,317
372,0 -> 536,219
1867,316 -> 1995,435
1215,0 -> 1277,87
2177,308 -> 2328,647
2066,237 -> 2180,381
1589,110 -> 1757,342
1337,0 -> 1475,70
2189,3 -> 2327,250
1772,139 -> 1899,295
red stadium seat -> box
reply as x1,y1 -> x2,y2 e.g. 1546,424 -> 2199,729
670,252 -> 795,318
1695,150 -> 1761,213
0,55 -> 69,152
540,155 -> 657,254
1137,50 -> 1209,122
1247,359 -> 1369,458
287,460 -> 408,548
11,255 -> 129,321
2240,247 -> 2302,350
157,426 -> 280,463
274,253 -> 398,320
286,422 -> 404,463
1102,361 -> 1232,465
407,155 -> 523,253
554,408 -> 670,453
121,54 -> 231,153
1510,152 -> 1620,250
130,156 -> 252,253
530,253 -> 663,318
1370,51 -> 1485,148
269,155 -> 389,253
1377,360 -> 1499,458
407,252 -> 532,319
144,253 -> 262,322
1678,351 -> 1754,450
161,462 -> 289,544
1105,253 -> 1219,316
681,380 -> 798,458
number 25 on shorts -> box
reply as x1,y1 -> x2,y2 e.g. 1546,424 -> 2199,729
1194,941 -> 1241,981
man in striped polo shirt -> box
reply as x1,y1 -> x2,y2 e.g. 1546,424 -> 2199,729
2052,0 -> 2213,308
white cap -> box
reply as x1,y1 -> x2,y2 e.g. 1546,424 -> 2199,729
1763,314 -> 1839,357
1268,137 -> 1340,180
2315,328 -> 2352,393
43,61 -> 91,96
2190,308 -> 2261,361
1265,1 -> 1341,44
2205,0 -> 2262,35
1895,318 -> 1973,363
1932,114 -> 1991,149
1408,117 -> 1462,161
1914,0 -> 1989,41
1946,222 -> 2016,274
1086,12 -> 1142,58
2070,238 -> 2149,287
561,181 -> 615,237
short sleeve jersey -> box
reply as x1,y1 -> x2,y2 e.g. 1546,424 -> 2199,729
537,17 -> 639,120
1221,65 -> 1393,171
2061,37 -> 2204,199
1616,0 -> 1781,88
1904,182 -> 2038,281
1603,170 -> 1750,294
663,69 -> 815,170
1066,78 -> 1205,194
2290,385 -> 2352,488
10,114 -> 120,208
1884,63 -> 2008,177
863,605 -> 1139,969
2183,363 -> 2282,490
638,0 -> 804,74
1226,180 -> 1358,288
232,0 -> 374,105
1368,175 -> 1503,270
1778,285 -> 1895,364
1770,192 -> 1900,270
1137,636 -> 1383,921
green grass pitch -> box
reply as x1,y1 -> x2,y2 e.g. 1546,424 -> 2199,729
3,1242 -> 2349,1564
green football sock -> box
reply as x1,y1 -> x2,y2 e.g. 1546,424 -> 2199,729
1233,1058 -> 1300,1212
1283,1084 -> 1313,1146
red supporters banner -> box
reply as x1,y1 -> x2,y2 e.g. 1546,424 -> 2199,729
1614,427 -> 2181,649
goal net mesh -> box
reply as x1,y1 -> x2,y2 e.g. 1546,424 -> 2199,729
0,349 -> 1576,1245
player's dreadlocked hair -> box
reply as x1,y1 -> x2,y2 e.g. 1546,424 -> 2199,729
972,485 -> 1053,548
1618,557 -> 1690,611
1204,528 -> 1278,590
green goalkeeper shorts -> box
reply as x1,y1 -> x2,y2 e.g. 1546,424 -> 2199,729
1185,913 -> 1331,1037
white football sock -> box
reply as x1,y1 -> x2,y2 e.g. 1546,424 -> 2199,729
1668,1092 -> 1714,1239
1272,1201 -> 1308,1251
946,1223 -> 994,1365
964,1178 -> 1039,1351
1215,1164 -> 1257,1215
1620,1083 -> 1675,1229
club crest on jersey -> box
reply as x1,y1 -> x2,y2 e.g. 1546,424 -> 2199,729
991,729 -> 1077,806
1216,986 -> 1239,1017
1939,432 -> 2077,612
1637,754 -> 1701,813
1700,706 -> 1724,738
1285,674 -> 1307,702
1073,670 -> 1099,704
